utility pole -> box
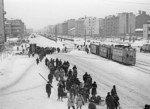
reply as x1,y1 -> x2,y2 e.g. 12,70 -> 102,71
124,24 -> 125,41
84,27 -> 86,46
55,25 -> 57,43
130,24 -> 131,42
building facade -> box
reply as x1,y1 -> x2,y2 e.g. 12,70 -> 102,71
103,15 -> 119,37
84,17 -> 99,37
136,11 -> 150,29
75,18 -> 85,37
68,19 -> 75,31
26,28 -> 33,35
99,18 -> 104,37
118,12 -> 136,36
5,19 -> 25,38
143,21 -> 150,40
62,21 -> 68,36
68,28 -> 75,36
103,12 -> 135,38
0,0 -> 5,45
5,23 -> 11,37
56,23 -> 62,35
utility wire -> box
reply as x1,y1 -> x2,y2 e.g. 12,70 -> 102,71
104,0 -> 150,5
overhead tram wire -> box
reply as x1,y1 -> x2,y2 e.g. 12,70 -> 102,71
104,0 -> 150,6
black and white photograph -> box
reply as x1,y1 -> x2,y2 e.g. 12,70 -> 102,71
0,0 -> 150,109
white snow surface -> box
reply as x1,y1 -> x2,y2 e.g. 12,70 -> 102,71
0,35 -> 150,109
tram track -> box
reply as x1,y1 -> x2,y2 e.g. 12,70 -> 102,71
137,60 -> 150,66
134,60 -> 150,75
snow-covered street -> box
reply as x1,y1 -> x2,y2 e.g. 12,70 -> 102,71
0,35 -> 150,109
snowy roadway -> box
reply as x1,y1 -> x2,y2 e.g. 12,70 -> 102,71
0,35 -> 150,109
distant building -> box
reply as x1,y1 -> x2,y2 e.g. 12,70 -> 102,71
84,17 -> 99,37
135,11 -> 150,37
103,12 -> 136,38
103,15 -> 118,37
99,18 -> 104,37
62,21 -> 68,36
5,22 -> 11,37
75,17 -> 85,37
118,12 -> 136,36
68,19 -> 75,30
135,28 -> 143,38
143,21 -> 150,40
56,23 -> 63,35
5,19 -> 25,38
45,25 -> 55,34
68,28 -> 75,36
0,0 -> 6,46
26,28 -> 33,34
136,11 -> 150,29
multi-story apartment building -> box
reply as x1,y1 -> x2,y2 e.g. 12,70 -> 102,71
75,17 -> 85,37
84,17 -> 99,37
103,12 -> 135,38
47,25 -> 55,34
103,15 -> 119,37
68,28 -> 75,36
136,11 -> 150,29
118,12 -> 136,36
26,28 -> 33,35
99,18 -> 104,37
143,21 -> 150,40
5,19 -> 25,38
68,19 -> 75,30
0,0 -> 5,46
135,11 -> 150,37
62,21 -> 68,36
56,23 -> 62,35
5,22 -> 11,37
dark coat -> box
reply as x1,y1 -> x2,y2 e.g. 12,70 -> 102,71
48,73 -> 53,82
88,102 -> 96,109
46,83 -> 52,93
111,88 -> 117,96
91,87 -> 97,96
106,95 -> 115,109
113,94 -> 120,107
91,82 -> 97,95
83,74 -> 88,83
58,82 -> 64,97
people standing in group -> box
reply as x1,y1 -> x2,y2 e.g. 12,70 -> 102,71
76,94 -> 84,109
67,93 -> 75,109
105,92 -> 115,109
57,80 -> 64,101
42,56 -> 121,109
48,72 -> 53,83
88,102 -> 96,109
91,81 -> 97,96
113,93 -> 120,109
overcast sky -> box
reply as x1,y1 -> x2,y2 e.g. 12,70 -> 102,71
4,0 -> 150,30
